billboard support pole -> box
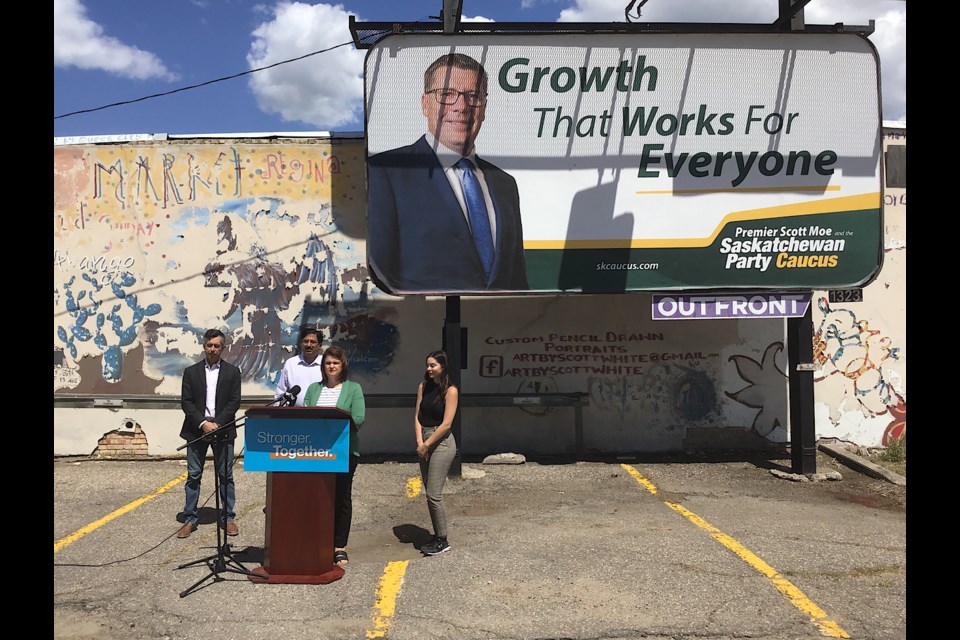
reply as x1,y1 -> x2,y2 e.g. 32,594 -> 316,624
776,0 -> 806,31
442,0 -> 463,33
443,296 -> 463,478
787,299 -> 817,475
780,0 -> 816,476
440,0 -> 465,480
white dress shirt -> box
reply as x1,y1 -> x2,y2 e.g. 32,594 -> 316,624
275,353 -> 324,407
203,360 -> 220,423
425,132 -> 498,241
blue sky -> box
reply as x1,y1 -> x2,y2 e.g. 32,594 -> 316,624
53,0 -> 906,138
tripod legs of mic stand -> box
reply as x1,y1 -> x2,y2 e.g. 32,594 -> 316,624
177,446 -> 263,597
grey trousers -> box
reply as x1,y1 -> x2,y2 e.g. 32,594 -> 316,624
419,428 -> 456,539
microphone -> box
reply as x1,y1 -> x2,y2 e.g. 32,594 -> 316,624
281,385 -> 301,405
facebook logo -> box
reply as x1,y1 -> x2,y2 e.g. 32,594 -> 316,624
479,355 -> 503,377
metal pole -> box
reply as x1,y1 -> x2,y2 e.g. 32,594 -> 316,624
440,0 -> 465,479
787,301 -> 817,475
777,0 -> 807,31
442,0 -> 463,33
443,296 -> 463,477
778,0 -> 815,475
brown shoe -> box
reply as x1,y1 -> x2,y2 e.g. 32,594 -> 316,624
176,523 -> 197,539
225,521 -> 239,536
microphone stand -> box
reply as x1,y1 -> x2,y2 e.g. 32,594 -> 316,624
176,396 -> 291,597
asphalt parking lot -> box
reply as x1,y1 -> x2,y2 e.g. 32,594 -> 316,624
54,451 -> 906,640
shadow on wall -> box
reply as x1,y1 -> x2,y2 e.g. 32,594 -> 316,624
558,180 -> 634,293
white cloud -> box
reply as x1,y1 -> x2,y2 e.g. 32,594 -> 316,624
520,0 -> 567,11
246,2 -> 367,128
558,0 -> 905,122
243,0 -> 903,128
873,10 -> 906,121
807,2 -> 906,122
560,0 -> 771,22
53,0 -> 178,81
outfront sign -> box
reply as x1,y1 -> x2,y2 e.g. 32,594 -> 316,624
652,293 -> 812,320
364,33 -> 882,295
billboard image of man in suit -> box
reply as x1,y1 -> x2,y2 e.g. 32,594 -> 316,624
367,52 -> 528,294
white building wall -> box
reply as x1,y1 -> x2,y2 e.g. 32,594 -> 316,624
811,125 -> 906,447
54,131 -> 899,457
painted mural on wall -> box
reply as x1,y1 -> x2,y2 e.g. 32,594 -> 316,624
474,328 -> 723,423
813,296 -> 905,445
54,140 -> 398,398
457,299 -> 789,453
809,127 -> 906,448
726,342 -> 788,437
54,133 -> 902,454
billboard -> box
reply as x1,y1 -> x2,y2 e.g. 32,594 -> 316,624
364,33 -> 883,296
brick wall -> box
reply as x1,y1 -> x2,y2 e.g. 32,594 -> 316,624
94,424 -> 150,458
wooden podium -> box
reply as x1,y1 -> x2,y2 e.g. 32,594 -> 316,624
242,406 -> 351,585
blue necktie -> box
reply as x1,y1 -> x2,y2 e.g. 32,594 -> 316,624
456,158 -> 495,278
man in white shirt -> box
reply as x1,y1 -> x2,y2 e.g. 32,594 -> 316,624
274,328 -> 324,407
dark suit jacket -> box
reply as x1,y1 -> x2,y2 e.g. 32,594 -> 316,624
367,135 -> 528,293
180,358 -> 242,442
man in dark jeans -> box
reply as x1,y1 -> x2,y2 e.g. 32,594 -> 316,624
176,328 -> 242,539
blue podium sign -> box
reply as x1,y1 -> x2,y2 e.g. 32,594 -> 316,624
244,406 -> 350,472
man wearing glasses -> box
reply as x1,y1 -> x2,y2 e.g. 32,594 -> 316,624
367,53 -> 528,293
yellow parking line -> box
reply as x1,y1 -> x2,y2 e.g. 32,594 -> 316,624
666,502 -> 850,638
54,472 -> 187,554
620,463 -> 658,494
622,464 -> 849,639
405,477 -> 422,498
366,560 -> 409,638
366,476 -> 421,636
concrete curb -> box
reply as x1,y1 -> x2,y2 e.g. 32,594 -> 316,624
818,441 -> 906,486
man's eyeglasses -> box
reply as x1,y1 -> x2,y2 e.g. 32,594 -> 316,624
425,89 -> 487,106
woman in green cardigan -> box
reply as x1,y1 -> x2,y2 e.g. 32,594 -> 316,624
303,345 -> 366,568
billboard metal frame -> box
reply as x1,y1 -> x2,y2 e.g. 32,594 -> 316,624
350,16 -> 875,50
352,0 -> 876,475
